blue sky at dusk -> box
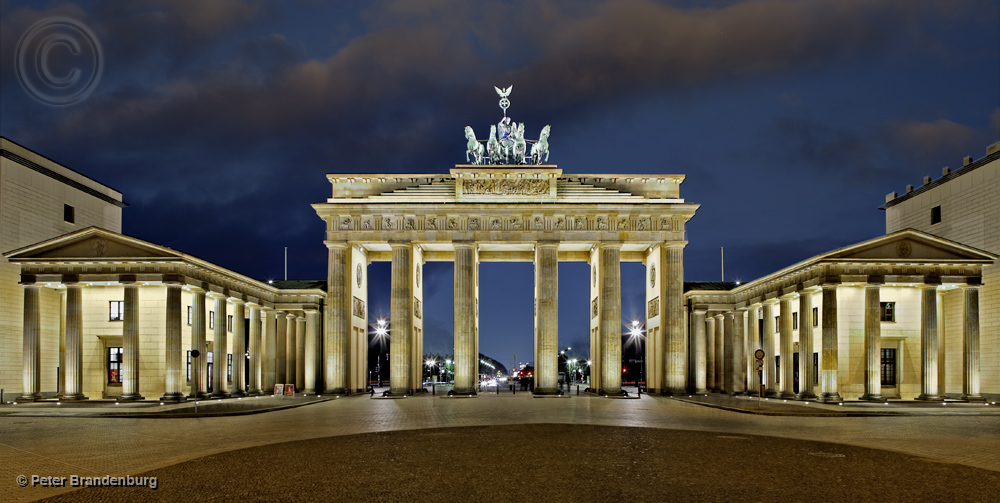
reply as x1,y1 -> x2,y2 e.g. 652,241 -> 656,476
2,0 -> 998,368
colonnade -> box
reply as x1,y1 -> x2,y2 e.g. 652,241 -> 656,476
690,277 -> 984,401
17,275 -> 321,402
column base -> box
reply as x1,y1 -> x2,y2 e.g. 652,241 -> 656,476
916,393 -> 943,401
764,390 -> 778,398
777,391 -> 797,399
325,387 -> 349,395
303,388 -> 317,395
159,393 -> 186,402
247,389 -> 263,396
660,387 -> 687,396
818,392 -> 842,403
961,394 -> 986,402
209,391 -> 230,399
117,394 -> 145,402
61,393 -> 89,401
189,391 -> 211,399
860,393 -> 885,402
451,388 -> 477,396
230,390 -> 247,398
387,388 -> 412,396
532,388 -> 560,395
795,392 -> 818,401
16,393 -> 42,402
598,388 -> 628,397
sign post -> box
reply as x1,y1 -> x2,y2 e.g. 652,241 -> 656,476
753,349 -> 765,409
190,350 -> 201,415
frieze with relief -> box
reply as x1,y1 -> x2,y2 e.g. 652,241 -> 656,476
464,178 -> 548,195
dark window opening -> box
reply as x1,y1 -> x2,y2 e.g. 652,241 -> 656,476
186,350 -> 191,382
813,353 -> 819,384
109,300 -> 124,321
812,307 -> 819,327
108,347 -> 122,384
880,302 -> 895,322
64,204 -> 75,223
792,312 -> 798,330
227,315 -> 233,332
881,348 -> 896,386
187,306 -> 192,326
209,311 -> 215,329
227,354 -> 233,382
931,205 -> 941,225
775,355 -> 780,383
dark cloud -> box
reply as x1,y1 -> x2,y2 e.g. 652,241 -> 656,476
886,118 -> 976,160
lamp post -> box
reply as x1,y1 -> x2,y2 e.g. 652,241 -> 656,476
627,319 -> 645,393
372,317 -> 389,388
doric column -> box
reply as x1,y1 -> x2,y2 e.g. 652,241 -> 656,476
295,315 -> 306,391
58,289 -> 66,398
692,309 -> 707,393
819,282 -> 841,402
262,307 -> 277,392
777,295 -> 795,399
453,243 -> 477,395
120,280 -> 144,401
762,300 -> 777,397
797,290 -> 817,400
599,243 -> 623,395
861,278 -> 883,401
19,281 -> 42,401
304,309 -> 320,393
247,304 -> 262,396
747,305 -> 760,397
285,312 -> 297,391
961,284 -> 983,401
189,288 -> 208,398
705,314 -> 716,393
160,281 -> 185,401
732,309 -> 746,395
663,242 -> 687,395
723,312 -> 734,394
230,299 -> 246,397
63,281 -> 87,400
534,242 -> 559,395
210,293 -> 229,398
390,243 -> 413,395
713,314 -> 724,392
936,290 -> 946,396
918,281 -> 942,401
275,310 -> 287,384
324,243 -> 349,394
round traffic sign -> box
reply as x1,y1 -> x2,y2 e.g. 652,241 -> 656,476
754,349 -> 765,360
191,349 -> 201,358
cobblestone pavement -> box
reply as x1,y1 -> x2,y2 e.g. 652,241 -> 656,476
2,390 -> 999,502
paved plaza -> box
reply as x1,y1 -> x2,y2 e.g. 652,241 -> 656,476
2,391 -> 999,501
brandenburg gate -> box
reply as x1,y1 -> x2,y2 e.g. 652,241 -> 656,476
312,88 -> 699,396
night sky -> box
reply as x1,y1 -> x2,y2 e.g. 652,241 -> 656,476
2,1 -> 998,370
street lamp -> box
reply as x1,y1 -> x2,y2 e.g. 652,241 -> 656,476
626,319 -> 645,392
371,317 -> 389,387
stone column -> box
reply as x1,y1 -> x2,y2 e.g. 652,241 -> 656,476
819,282 -> 841,402
324,243 -> 349,394
747,305 -> 760,397
262,307 -> 277,393
230,299 -> 246,397
692,309 -> 707,394
723,312 -> 734,394
732,309 -> 746,395
390,243 -> 413,395
286,312 -> 297,391
762,301 -> 777,397
861,279 -> 883,401
19,282 -> 42,401
453,243 -> 477,395
120,281 -> 144,401
189,289 -> 208,399
58,289 -> 66,398
210,293 -> 229,398
304,309 -> 320,393
936,290 -> 946,397
961,284 -> 983,401
247,304 -> 262,396
918,281 -> 942,401
63,282 -> 87,400
295,315 -> 306,391
275,311 -> 287,384
777,295 -> 795,399
797,291 -> 817,400
161,281 -> 184,401
705,315 -> 716,393
599,243 -> 623,395
663,242 -> 687,395
534,243 -> 559,395
714,314 -> 724,392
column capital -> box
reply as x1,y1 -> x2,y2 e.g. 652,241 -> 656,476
324,241 -> 349,250
692,308 -> 708,316
779,292 -> 798,300
535,241 -> 559,249
453,241 -> 477,251
664,240 -> 688,249
598,241 -> 622,251
713,313 -> 724,320
389,240 -> 413,249
286,312 -> 298,320
231,298 -> 246,306
206,290 -> 228,300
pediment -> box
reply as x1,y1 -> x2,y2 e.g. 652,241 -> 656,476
827,230 -> 995,262
6,228 -> 179,260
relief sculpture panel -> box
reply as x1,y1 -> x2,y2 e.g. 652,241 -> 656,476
464,178 -> 548,195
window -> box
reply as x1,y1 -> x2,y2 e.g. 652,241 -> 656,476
812,307 -> 819,327
207,352 -> 214,392
227,354 -> 233,382
931,205 -> 941,225
880,302 -> 895,322
880,348 -> 896,386
775,356 -> 780,383
792,313 -> 798,330
775,316 -> 780,332
186,350 -> 192,382
813,353 -> 819,384
64,204 -> 75,223
209,311 -> 215,329
108,347 -> 122,384
187,306 -> 192,326
109,301 -> 124,321
227,314 -> 233,332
